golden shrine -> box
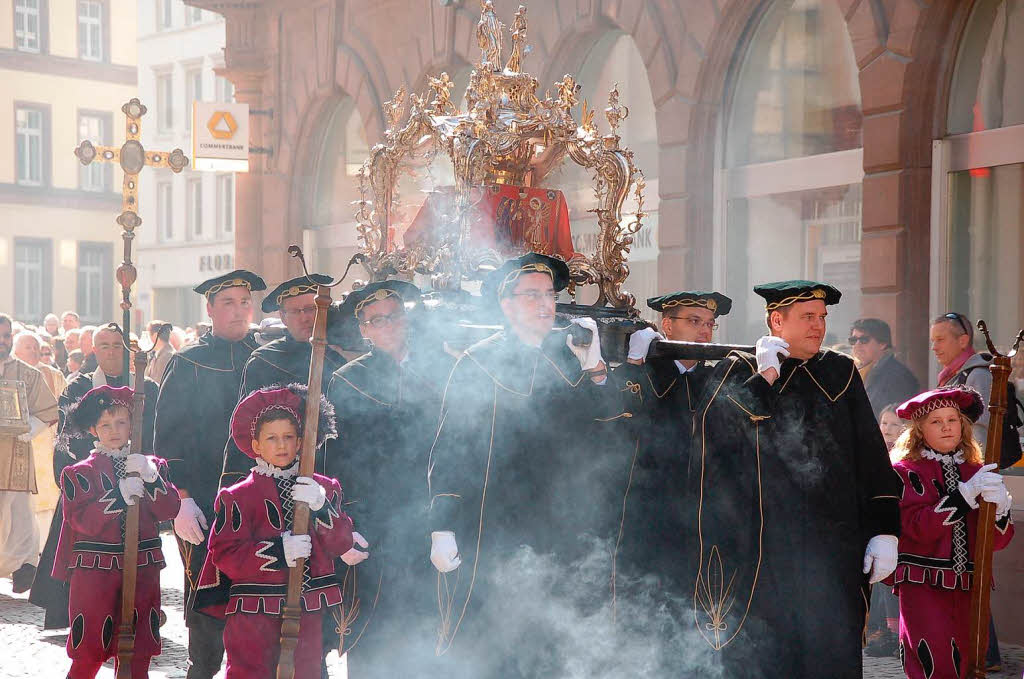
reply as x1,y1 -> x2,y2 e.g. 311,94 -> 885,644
353,0 -> 646,312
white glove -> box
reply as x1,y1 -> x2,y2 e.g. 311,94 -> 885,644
17,416 -> 47,442
341,531 -> 370,566
431,530 -> 461,573
290,476 -> 326,511
566,317 -> 603,371
958,463 -> 1001,508
125,453 -> 159,483
755,336 -> 790,376
174,497 -> 209,545
980,481 -> 1012,518
282,530 -> 312,567
627,328 -> 664,362
862,534 -> 899,584
118,476 -> 145,506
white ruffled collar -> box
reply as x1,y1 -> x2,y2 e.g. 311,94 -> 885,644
253,458 -> 299,479
922,447 -> 965,464
93,442 -> 131,458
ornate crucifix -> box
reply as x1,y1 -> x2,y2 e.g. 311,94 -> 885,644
74,97 -> 189,374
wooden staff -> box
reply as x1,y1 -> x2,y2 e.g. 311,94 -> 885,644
967,322 -> 1024,677
116,342 -> 149,679
277,247 -> 333,679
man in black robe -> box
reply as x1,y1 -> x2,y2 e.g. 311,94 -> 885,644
613,291 -> 732,665
154,269 -> 266,679
426,253 -> 630,678
219,273 -> 346,489
324,280 -> 453,677
29,323 -> 159,628
686,280 -> 901,678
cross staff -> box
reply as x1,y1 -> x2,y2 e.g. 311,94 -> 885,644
74,97 -> 188,374
73,98 -> 188,679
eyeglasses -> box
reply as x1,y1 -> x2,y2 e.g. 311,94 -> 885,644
848,334 -> 873,345
282,306 -> 318,318
667,316 -> 718,331
360,311 -> 405,329
508,290 -> 557,303
944,312 -> 970,336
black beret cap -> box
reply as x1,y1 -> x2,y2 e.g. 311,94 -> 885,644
262,274 -> 333,313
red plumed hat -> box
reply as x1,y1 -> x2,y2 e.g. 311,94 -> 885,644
229,384 -> 337,459
896,386 -> 985,423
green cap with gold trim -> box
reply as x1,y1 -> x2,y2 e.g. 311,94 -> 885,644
481,252 -> 570,302
193,269 -> 267,298
647,291 -> 732,317
262,274 -> 333,313
754,280 -> 842,311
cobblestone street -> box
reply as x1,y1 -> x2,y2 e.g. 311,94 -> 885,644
0,534 -> 1020,678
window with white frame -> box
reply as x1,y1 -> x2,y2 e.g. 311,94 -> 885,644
77,242 -> 112,323
15,0 -> 41,53
185,5 -> 202,24
215,76 -> 234,103
217,174 -> 234,235
78,0 -> 102,61
78,113 -> 109,191
187,178 -> 203,238
158,182 -> 174,240
185,68 -> 202,131
157,0 -> 172,30
14,239 -> 50,321
16,107 -> 45,186
156,72 -> 173,132
717,0 -> 864,341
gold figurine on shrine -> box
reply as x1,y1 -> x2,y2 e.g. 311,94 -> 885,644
354,0 -> 646,311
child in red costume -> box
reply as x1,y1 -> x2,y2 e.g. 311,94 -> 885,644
53,385 -> 181,679
889,386 -> 1014,678
194,386 -> 367,679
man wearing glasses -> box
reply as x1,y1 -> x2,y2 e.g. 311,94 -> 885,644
219,274 -> 347,489
426,252 -> 626,677
324,279 -> 451,677
848,317 -> 919,419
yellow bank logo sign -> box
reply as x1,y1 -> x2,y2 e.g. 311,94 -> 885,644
207,111 -> 238,139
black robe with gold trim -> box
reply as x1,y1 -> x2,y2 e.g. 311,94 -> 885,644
427,330 -> 631,677
219,333 -> 346,489
613,358 -> 710,655
153,330 -> 258,624
686,349 -> 901,678
322,346 -> 451,675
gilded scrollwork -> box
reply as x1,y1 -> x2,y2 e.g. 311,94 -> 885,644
353,1 -> 645,310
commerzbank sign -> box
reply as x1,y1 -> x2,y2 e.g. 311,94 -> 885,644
192,102 -> 249,172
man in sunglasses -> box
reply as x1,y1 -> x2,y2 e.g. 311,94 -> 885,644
321,279 -> 452,677
219,274 -> 347,489
849,317 -> 918,418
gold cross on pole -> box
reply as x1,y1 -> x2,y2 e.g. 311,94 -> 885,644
73,97 -> 189,372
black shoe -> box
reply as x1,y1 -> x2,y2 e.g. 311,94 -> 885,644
11,563 -> 36,593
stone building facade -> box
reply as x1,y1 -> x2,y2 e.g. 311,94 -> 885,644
190,0 -> 1024,643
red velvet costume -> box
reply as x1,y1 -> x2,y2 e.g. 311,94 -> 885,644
891,453 -> 1014,678
53,447 -> 181,678
195,467 -> 354,678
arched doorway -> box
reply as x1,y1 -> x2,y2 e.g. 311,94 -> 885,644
718,0 -> 864,343
551,30 -> 659,310
301,97 -> 370,277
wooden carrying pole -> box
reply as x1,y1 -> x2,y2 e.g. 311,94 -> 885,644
277,280 -> 332,679
116,344 -> 149,678
967,322 -> 1024,677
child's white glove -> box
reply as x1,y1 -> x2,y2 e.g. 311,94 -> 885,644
125,453 -> 159,483
341,532 -> 370,566
282,531 -> 312,567
430,531 -> 461,573
290,476 -> 326,511
118,477 -> 145,506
